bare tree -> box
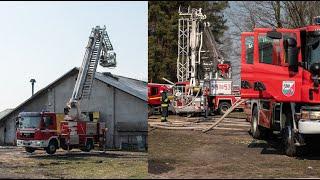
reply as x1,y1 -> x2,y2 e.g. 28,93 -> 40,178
283,1 -> 320,28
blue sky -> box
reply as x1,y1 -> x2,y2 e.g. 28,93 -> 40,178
0,1 -> 147,112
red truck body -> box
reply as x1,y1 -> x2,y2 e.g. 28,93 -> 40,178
16,112 -> 104,154
240,19 -> 320,156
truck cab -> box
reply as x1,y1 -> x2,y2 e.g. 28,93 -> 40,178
240,17 -> 320,156
16,112 -> 59,154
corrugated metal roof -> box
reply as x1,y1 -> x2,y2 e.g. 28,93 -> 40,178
0,67 -> 147,122
0,109 -> 13,119
95,72 -> 147,101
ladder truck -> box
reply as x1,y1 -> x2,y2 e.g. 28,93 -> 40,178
172,7 -> 241,117
16,26 -> 117,154
241,16 -> 320,156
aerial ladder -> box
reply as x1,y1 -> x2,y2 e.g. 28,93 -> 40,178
173,7 -> 234,116
64,25 -> 117,121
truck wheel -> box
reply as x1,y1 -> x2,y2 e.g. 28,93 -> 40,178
81,139 -> 93,152
282,126 -> 296,157
218,102 -> 231,115
25,147 -> 35,153
251,106 -> 261,139
45,140 -> 57,155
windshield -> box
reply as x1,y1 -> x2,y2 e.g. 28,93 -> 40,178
18,116 -> 41,128
306,32 -> 320,67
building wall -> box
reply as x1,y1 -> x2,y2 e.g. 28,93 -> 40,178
0,73 -> 147,150
114,90 -> 148,149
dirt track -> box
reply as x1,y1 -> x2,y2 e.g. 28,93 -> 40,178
0,147 -> 147,179
148,114 -> 320,179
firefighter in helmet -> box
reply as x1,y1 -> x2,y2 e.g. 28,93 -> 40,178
160,90 -> 170,122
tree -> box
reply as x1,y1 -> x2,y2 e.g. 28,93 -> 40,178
148,1 -> 229,83
225,1 -> 320,84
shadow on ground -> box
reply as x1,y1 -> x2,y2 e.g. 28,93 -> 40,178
26,151 -> 145,161
248,133 -> 320,160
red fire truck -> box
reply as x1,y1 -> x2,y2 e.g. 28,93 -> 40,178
173,80 -> 242,116
148,83 -> 173,116
241,17 -> 320,156
171,7 -> 243,117
16,26 -> 116,154
16,112 -> 105,154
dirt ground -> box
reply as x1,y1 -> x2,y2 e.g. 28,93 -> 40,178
0,147 -> 147,179
148,113 -> 320,179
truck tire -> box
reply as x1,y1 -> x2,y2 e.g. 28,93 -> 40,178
25,147 -> 35,153
45,140 -> 57,155
81,139 -> 93,152
282,125 -> 296,157
251,106 -> 261,139
218,102 -> 231,115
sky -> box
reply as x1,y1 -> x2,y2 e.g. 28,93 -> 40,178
0,1 -> 147,112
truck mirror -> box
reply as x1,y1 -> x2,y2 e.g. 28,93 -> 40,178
284,37 -> 299,72
267,30 -> 282,39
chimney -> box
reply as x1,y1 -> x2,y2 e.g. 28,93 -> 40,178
30,79 -> 36,96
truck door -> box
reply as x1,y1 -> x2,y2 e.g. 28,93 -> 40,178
241,28 -> 303,102
41,114 -> 57,140
241,32 -> 257,98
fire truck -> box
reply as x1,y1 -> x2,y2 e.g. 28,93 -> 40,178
16,112 -> 105,154
241,16 -> 320,156
148,83 -> 173,116
16,25 -> 117,154
172,7 -> 242,117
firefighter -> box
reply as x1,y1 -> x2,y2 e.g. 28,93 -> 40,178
160,90 -> 170,122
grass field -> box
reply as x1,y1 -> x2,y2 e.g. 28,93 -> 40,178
0,147 -> 148,179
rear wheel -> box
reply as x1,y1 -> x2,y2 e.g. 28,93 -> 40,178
218,102 -> 231,115
45,140 -> 57,155
25,147 -> 35,153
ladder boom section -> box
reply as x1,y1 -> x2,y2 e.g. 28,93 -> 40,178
203,25 -> 224,71
69,26 -> 116,107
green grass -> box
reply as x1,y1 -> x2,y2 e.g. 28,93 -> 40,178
4,152 -> 148,179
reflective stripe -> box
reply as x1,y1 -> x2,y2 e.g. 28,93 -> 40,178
161,104 -> 169,107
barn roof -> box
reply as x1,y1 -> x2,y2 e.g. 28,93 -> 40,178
0,67 -> 147,122
0,109 -> 13,120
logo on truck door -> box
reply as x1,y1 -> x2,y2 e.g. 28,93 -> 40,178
282,81 -> 295,97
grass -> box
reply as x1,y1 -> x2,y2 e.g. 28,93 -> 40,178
0,150 -> 148,179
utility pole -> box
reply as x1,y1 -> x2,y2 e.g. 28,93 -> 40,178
30,79 -> 36,96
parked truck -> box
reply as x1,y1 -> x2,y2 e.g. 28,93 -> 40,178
16,111 -> 105,154
241,16 -> 320,156
16,25 -> 116,154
